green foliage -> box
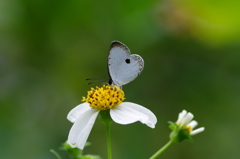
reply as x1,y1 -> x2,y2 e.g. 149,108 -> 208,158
177,129 -> 193,143
169,122 -> 193,143
51,142 -> 102,159
60,142 -> 84,158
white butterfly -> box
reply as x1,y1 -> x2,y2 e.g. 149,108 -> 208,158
108,41 -> 144,86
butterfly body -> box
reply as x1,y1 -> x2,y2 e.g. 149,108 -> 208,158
108,41 -> 144,86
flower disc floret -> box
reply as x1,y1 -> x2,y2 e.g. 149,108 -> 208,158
184,125 -> 192,134
82,85 -> 125,110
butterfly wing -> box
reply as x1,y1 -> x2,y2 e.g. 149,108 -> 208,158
108,41 -> 144,86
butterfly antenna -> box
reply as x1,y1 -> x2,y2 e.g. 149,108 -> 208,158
86,78 -> 109,85
86,78 -> 108,80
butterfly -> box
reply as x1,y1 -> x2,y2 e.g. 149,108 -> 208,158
108,41 -> 144,86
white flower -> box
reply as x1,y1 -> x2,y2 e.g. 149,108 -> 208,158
176,110 -> 205,136
67,86 -> 157,149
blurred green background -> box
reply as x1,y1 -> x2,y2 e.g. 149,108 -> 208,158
1,0 -> 240,158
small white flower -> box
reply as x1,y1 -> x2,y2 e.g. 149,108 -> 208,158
176,110 -> 205,136
67,86 -> 157,149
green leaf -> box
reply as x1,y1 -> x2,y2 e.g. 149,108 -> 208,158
177,129 -> 193,143
60,142 -> 102,159
168,121 -> 177,130
80,155 -> 102,159
60,142 -> 83,158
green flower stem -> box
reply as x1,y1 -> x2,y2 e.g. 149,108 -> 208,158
105,122 -> 112,159
100,110 -> 113,159
149,140 -> 174,159
50,149 -> 62,159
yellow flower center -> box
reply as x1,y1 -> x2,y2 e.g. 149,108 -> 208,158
82,85 -> 125,110
184,126 -> 192,133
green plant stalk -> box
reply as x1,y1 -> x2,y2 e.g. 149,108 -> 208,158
105,122 -> 112,159
50,149 -> 62,159
149,140 -> 174,159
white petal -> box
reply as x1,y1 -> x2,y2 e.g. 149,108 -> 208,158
67,108 -> 99,149
180,112 -> 194,128
110,102 -> 157,128
176,110 -> 187,124
67,103 -> 91,123
190,127 -> 205,136
188,120 -> 198,129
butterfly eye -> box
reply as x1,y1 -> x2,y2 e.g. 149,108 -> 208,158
125,59 -> 131,64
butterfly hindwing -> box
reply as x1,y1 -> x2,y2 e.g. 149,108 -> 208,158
108,41 -> 144,86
